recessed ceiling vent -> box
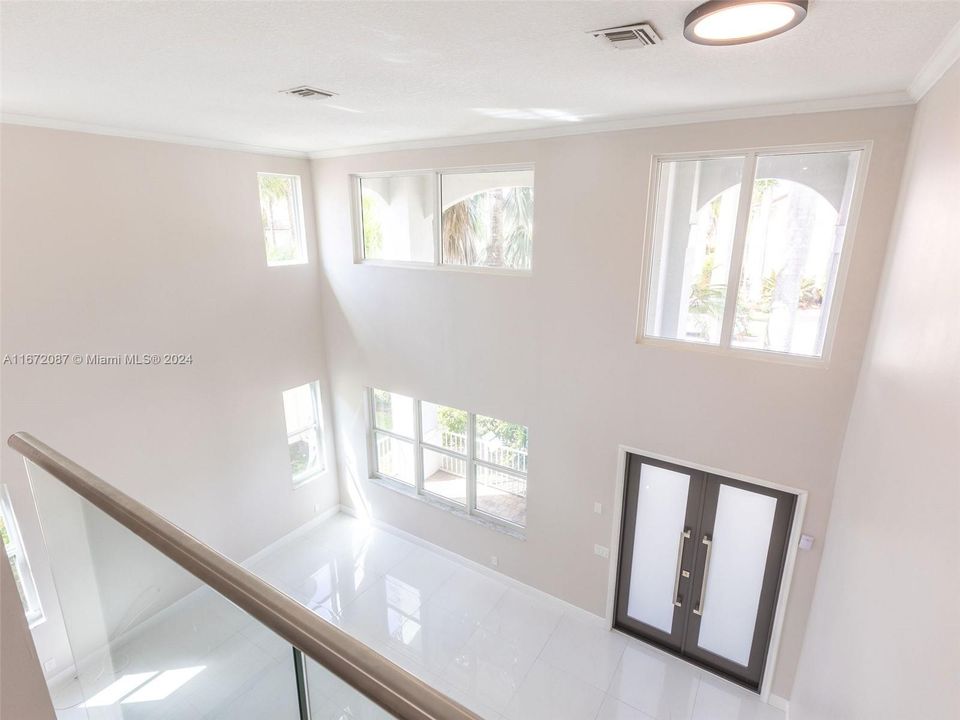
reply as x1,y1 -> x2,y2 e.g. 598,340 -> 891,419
589,22 -> 661,49
281,86 -> 337,99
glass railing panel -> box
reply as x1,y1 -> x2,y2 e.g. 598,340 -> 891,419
304,655 -> 398,719
25,460 -> 303,720
13,431 -> 483,720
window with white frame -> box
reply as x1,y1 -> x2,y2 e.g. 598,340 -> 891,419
369,388 -> 529,528
356,166 -> 534,271
258,172 -> 307,266
0,485 -> 44,627
282,381 -> 325,484
640,145 -> 866,360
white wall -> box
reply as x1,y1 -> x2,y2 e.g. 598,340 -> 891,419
311,105 -> 914,699
791,62 -> 960,720
0,125 -> 340,676
1,549 -> 55,720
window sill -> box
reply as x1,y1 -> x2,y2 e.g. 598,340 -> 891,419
369,475 -> 527,541
27,613 -> 46,630
292,467 -> 328,489
355,259 -> 532,278
636,334 -> 831,368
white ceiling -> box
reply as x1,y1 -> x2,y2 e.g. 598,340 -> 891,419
2,1 -> 959,155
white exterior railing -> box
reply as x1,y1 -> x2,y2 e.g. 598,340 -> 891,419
476,466 -> 527,498
438,431 -> 527,497
451,430 -> 527,474
378,430 -> 528,499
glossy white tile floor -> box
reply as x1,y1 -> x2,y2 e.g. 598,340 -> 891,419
50,513 -> 785,720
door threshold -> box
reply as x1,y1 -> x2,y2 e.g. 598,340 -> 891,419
611,623 -> 763,696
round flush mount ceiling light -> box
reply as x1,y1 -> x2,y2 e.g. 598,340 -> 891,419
684,0 -> 808,45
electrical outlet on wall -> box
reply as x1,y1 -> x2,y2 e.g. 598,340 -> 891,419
490,555 -> 499,568
594,544 -> 610,559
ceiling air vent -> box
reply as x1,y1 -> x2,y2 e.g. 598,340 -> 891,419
281,86 -> 337,99
589,22 -> 661,49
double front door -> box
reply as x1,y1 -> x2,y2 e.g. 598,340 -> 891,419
614,454 -> 796,690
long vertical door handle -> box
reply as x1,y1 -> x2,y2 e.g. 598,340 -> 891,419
693,535 -> 712,616
672,529 -> 691,607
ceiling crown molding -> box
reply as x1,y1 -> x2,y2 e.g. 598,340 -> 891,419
908,18 -> 960,101
0,86 -> 931,161
0,113 -> 310,158
307,91 -> 913,158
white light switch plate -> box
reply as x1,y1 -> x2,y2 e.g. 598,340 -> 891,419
593,502 -> 602,515
799,534 -> 815,551
594,544 -> 610,558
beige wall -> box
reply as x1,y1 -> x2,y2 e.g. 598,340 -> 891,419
0,125 -> 340,676
311,105 -> 914,698
791,62 -> 960,719
1,553 -> 54,720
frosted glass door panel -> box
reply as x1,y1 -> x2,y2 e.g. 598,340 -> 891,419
626,464 -> 691,633
697,486 -> 777,666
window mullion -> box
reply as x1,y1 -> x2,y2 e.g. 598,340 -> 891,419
434,171 -> 443,267
473,456 -> 526,478
367,388 -> 376,475
719,153 -> 758,349
373,428 -> 414,443
287,423 -> 317,438
466,412 -> 477,515
414,399 -> 425,495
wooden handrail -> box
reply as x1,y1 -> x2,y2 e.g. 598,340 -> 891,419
8,431 -> 482,720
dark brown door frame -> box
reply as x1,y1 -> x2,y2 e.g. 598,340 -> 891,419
612,451 -> 799,693
614,454 -> 707,651
683,474 -> 796,689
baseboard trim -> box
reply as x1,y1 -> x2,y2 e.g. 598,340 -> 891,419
769,693 -> 791,717
339,505 -> 792,712
242,505 -> 342,567
338,504 -> 608,627
46,504 -> 793,716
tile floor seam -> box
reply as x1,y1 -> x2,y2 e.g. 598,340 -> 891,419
495,606 -> 567,716
52,514 -> 785,720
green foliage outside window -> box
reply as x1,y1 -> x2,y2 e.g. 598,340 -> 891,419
436,406 -> 527,451
436,406 -> 467,435
373,389 -> 393,430
260,175 -> 298,264
477,416 -> 527,451
362,191 -> 385,256
442,186 -> 533,270
289,438 -> 310,476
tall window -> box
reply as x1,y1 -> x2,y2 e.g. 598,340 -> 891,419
641,146 -> 865,360
371,389 -> 416,486
282,381 -> 325,485
369,388 -> 529,528
356,166 -> 534,272
1,486 -> 44,627
258,173 -> 307,266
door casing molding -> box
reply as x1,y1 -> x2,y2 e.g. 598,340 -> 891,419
605,444 -> 808,703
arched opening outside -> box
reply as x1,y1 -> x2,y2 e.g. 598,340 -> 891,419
645,149 -> 860,358
441,186 -> 533,269
683,179 -> 840,352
